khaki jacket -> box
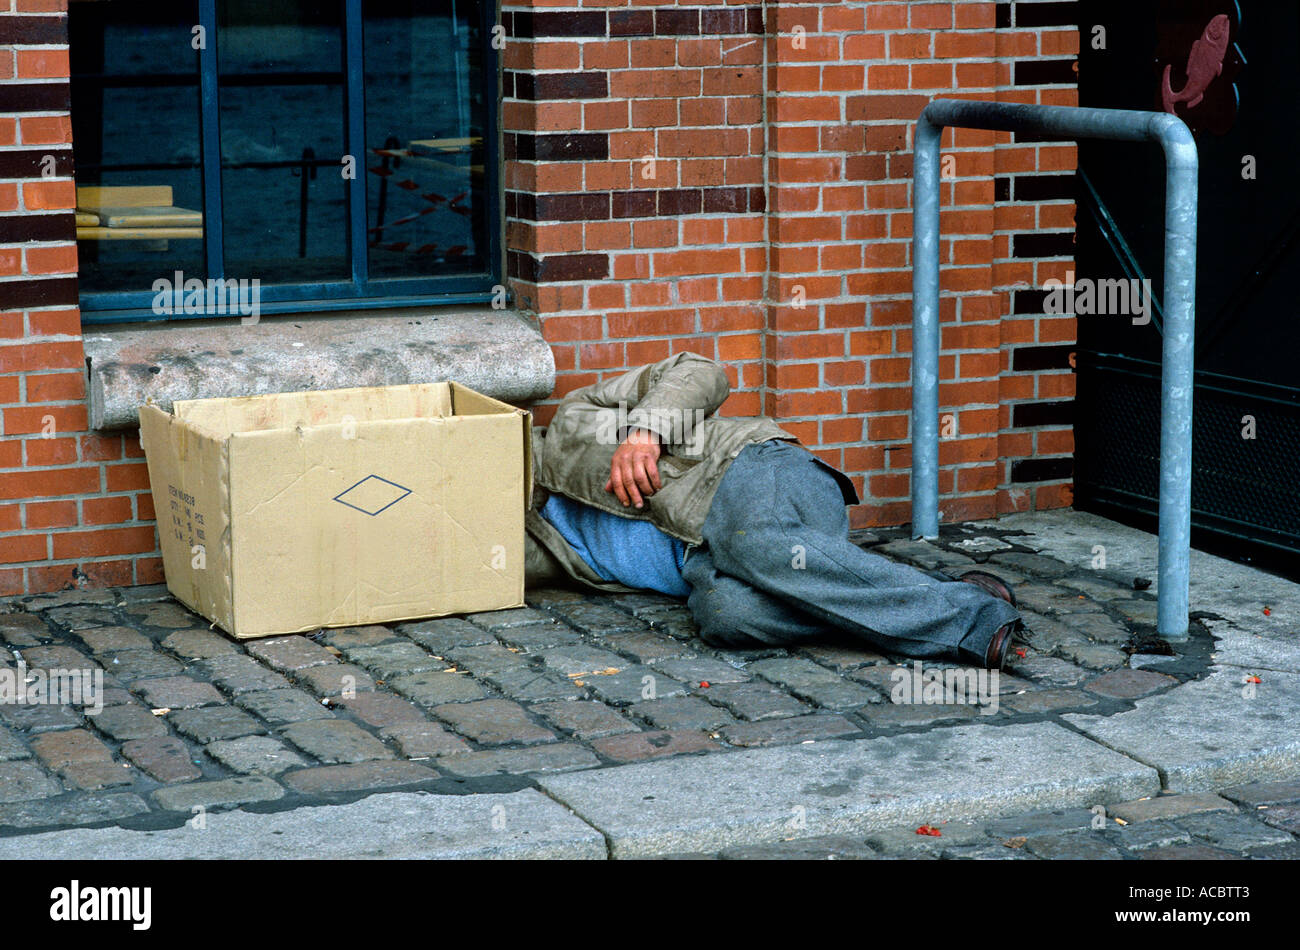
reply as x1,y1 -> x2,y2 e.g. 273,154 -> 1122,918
523,353 -> 859,592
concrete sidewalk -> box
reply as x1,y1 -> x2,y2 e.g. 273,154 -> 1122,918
2,509 -> 1298,859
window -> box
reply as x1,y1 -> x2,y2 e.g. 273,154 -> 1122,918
70,0 -> 498,323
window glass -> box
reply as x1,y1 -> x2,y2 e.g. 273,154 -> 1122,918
364,0 -> 487,280
70,1 -> 205,294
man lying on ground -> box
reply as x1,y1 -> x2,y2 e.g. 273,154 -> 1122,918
524,353 -> 1021,669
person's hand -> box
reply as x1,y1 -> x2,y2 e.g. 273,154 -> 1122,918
605,428 -> 662,508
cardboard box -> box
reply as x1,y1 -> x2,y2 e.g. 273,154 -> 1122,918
138,382 -> 532,640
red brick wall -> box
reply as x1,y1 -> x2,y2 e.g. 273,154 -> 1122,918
506,0 -> 1080,529
0,0 -> 1080,595
1,0 -> 164,595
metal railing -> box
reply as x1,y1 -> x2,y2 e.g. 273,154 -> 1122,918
910,99 -> 1199,640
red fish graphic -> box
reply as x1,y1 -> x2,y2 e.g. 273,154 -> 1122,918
1162,13 -> 1231,113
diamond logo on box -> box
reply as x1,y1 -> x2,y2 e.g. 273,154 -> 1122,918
333,475 -> 412,516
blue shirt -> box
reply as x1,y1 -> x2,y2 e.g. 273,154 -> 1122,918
540,493 -> 691,597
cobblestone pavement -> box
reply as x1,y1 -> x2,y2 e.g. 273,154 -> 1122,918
0,518 -> 1295,859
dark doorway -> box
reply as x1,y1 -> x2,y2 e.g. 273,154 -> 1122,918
1075,0 -> 1300,575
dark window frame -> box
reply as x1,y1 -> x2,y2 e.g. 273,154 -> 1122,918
74,0 -> 501,325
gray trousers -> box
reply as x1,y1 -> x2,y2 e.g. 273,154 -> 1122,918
681,440 -> 1020,665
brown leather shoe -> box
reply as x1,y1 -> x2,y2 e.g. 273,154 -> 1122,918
958,569 -> 1017,608
985,621 -> 1016,670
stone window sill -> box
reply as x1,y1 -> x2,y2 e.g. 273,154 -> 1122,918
82,305 -> 555,430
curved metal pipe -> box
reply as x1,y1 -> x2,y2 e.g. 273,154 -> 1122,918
909,99 -> 1198,640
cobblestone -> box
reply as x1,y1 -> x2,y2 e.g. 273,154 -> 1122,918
1084,669 -> 1179,700
281,761 -> 439,794
379,721 -> 472,758
152,775 -> 285,811
121,736 -> 202,783
344,642 -> 444,679
294,662 -> 376,698
434,743 -> 599,778
0,791 -> 149,829
101,650 -> 185,682
859,702 -> 982,728
205,736 -> 308,776
0,613 -> 50,647
530,700 -> 637,740
602,630 -> 692,663
198,655 -> 292,694
0,761 -> 61,802
493,624 -> 583,651
1220,780 -> 1300,807
720,713 -> 861,748
866,821 -> 987,855
0,703 -> 83,733
796,642 -> 887,671
628,696 -> 739,732
1110,793 -> 1236,823
246,635 -> 338,672
133,676 -> 225,709
0,524 -> 1283,854
1140,843 -> 1240,860
537,645 -> 627,678
389,670 -> 487,706
590,729 -> 719,762
1106,819 -> 1193,852
1024,833 -> 1125,860
126,602 -> 199,629
397,617 -> 495,653
319,625 -> 399,650
280,720 -> 394,763
700,682 -> 810,721
71,627 -> 153,654
1066,612 -> 1132,644
876,539 -> 976,571
30,728 -> 115,771
466,607 -> 556,630
432,699 -> 555,746
169,706 -> 265,743
943,843 -> 1036,860
444,643 -> 531,677
19,645 -> 98,672
547,601 -> 646,634
649,656 -> 749,685
749,657 -> 881,710
1058,642 -> 1129,670
484,668 -> 584,702
332,692 -> 426,729
44,606 -> 112,631
1011,583 -> 1097,615
160,629 -> 241,659
235,689 -> 334,725
586,665 -> 688,706
989,551 -> 1071,578
89,704 -> 169,741
1175,811 -> 1294,852
30,729 -> 133,790
983,808 -> 1096,838
1004,655 -> 1091,687
1001,688 -> 1099,715
1260,804 -> 1300,835
0,725 -> 28,760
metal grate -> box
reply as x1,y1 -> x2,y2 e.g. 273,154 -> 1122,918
1077,356 -> 1300,553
